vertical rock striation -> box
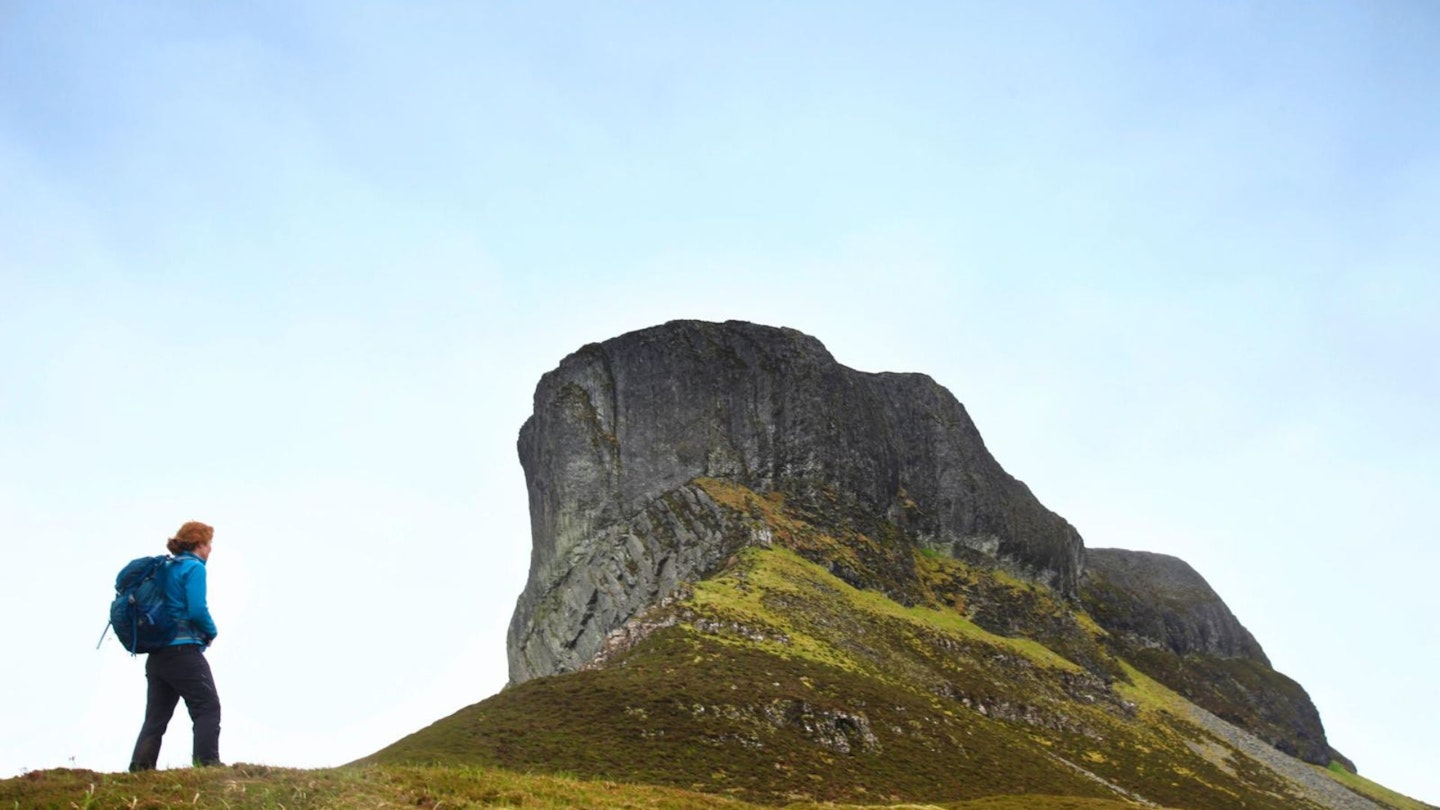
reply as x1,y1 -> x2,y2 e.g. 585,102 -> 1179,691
508,320 -> 1084,684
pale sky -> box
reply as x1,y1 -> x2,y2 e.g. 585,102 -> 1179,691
2,2 -> 1437,804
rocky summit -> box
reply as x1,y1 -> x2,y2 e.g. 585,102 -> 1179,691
509,319 -> 1083,684
365,320 -> 1430,810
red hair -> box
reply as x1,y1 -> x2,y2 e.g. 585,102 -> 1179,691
167,521 -> 214,555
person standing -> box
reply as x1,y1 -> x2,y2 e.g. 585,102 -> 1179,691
129,521 -> 222,770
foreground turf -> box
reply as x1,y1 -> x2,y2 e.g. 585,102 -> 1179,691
1,763 -> 1161,809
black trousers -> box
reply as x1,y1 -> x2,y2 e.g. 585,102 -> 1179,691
129,645 -> 222,770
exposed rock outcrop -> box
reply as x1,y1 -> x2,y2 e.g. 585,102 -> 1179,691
1081,548 -> 1331,765
503,318 -> 1341,777
1082,548 -> 1268,663
508,320 -> 1084,684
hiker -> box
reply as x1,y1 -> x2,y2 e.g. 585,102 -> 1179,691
129,521 -> 222,771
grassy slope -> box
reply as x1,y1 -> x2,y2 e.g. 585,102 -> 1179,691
1320,762 -> 1436,810
366,480 -> 1393,809
0,764 -> 1158,810
1080,565 -> 1329,763
6,764 -> 1432,810
368,479 -> 1435,809
18,481 -> 1428,809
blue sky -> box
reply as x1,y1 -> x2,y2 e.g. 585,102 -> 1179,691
2,1 -> 1437,803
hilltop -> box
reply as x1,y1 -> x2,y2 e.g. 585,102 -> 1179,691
367,476 -> 1421,809
370,319 -> 1427,809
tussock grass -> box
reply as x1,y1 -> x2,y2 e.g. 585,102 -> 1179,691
1,763 -> 1174,809
1,763 -> 760,809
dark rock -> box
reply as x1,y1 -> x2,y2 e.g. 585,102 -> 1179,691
509,320 -> 1084,683
506,481 -> 753,683
1081,547 -> 1332,765
504,318 -> 1342,775
1082,548 -> 1268,662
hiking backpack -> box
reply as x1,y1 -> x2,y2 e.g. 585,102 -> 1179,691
100,555 -> 178,654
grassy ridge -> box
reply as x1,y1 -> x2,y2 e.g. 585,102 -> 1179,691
365,543 -> 1336,809
363,627 -> 1116,803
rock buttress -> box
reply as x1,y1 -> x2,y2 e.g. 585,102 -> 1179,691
1081,548 -> 1332,765
508,320 -> 1083,683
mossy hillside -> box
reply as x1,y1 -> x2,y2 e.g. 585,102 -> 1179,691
685,549 -> 1327,810
362,479 -> 1417,809
694,477 -> 1117,682
667,483 -> 1374,810
1081,553 -> 1330,765
911,548 -> 1122,682
689,545 -> 1086,677
1320,761 -> 1438,810
1114,664 -> 1439,810
1119,645 -> 1328,761
694,477 -> 909,600
696,478 -> 1318,776
365,626 -> 1117,804
10,762 -> 1428,810
0,764 -> 1171,810
1105,662 -> 1326,804
0,764 -> 758,810
369,544 -> 1335,809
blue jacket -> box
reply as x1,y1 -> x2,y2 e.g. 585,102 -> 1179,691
165,552 -> 218,646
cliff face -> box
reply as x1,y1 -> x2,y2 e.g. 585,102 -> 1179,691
503,319 -> 1338,777
509,320 -> 1084,684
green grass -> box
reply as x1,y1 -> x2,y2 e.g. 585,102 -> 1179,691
1080,564 -> 1330,765
363,627 -> 1123,804
1320,761 -> 1437,810
0,764 -> 1178,809
37,479 -> 1424,810
689,545 -> 1086,678
0,764 -> 755,809
362,538 -> 1334,809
